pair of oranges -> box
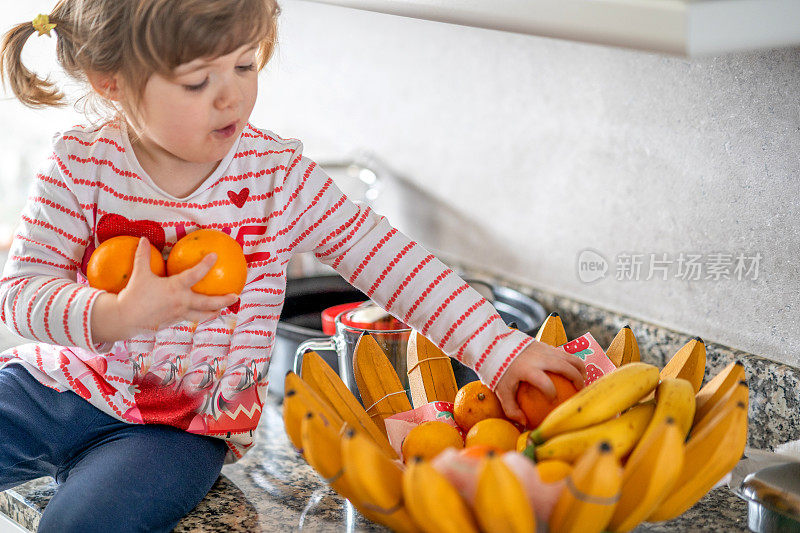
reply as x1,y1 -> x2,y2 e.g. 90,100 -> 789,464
401,417 -> 523,463
454,375 -> 578,433
86,229 -> 247,296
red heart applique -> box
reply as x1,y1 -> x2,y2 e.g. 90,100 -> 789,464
131,372 -> 205,429
96,213 -> 166,251
228,188 -> 249,208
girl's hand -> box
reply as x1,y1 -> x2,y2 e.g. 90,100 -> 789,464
492,340 -> 587,426
92,237 -> 239,343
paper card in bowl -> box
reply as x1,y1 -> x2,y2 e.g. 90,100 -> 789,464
384,401 -> 462,458
561,332 -> 616,385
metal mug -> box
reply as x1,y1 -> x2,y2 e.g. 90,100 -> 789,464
292,311 -> 412,404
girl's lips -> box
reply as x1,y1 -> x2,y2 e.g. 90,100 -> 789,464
213,121 -> 238,138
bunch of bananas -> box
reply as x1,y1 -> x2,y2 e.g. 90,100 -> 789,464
283,318 -> 749,533
525,318 -> 749,533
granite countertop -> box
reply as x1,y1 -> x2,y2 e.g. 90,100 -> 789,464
0,395 -> 750,532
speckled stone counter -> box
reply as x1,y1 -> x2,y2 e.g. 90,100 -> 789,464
2,270 -> 796,531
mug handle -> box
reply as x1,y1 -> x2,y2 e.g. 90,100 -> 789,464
293,337 -> 338,375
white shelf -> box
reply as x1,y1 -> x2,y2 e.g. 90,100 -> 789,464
294,0 -> 800,56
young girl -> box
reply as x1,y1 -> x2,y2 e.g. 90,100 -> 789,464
0,1 -> 585,531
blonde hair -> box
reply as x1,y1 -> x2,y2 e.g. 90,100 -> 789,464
1,0 -> 280,118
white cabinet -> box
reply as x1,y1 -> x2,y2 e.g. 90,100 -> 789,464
294,0 -> 800,56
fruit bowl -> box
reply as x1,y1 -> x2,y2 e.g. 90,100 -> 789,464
283,313 -> 749,533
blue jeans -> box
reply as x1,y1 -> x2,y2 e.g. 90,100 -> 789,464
0,363 -> 227,532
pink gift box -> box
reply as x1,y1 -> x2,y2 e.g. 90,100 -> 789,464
560,332 -> 616,385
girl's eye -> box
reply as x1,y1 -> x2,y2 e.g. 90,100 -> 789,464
236,63 -> 256,72
183,78 -> 209,92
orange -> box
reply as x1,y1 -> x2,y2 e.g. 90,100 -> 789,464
459,444 -> 502,460
453,380 -> 505,432
166,229 -> 248,295
516,430 -> 534,453
516,371 -> 579,429
87,235 -> 165,293
401,421 -> 464,463
536,460 -> 573,483
464,418 -> 520,452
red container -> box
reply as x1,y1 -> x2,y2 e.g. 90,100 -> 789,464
321,302 -> 365,334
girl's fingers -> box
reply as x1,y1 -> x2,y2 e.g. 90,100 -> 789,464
550,357 -> 586,389
566,351 -> 588,377
524,369 -> 557,401
190,293 -> 239,311
494,384 -> 527,426
177,253 -> 217,287
129,237 -> 154,278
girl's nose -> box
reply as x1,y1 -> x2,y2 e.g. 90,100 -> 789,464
215,80 -> 243,110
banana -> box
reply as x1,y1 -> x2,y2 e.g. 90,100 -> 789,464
534,402 -> 655,463
473,456 -> 536,533
607,418 -> 685,532
535,312 -> 568,347
648,400 -> 748,522
530,362 -> 660,444
353,333 -> 412,435
549,441 -> 623,533
406,331 -> 458,408
660,337 -> 706,393
300,414 -> 388,526
635,378 -> 696,449
689,380 -> 748,438
403,458 -> 479,533
300,412 -> 352,496
283,371 -> 344,452
341,427 -> 420,533
694,360 -> 745,424
606,325 -> 640,367
301,351 -> 398,458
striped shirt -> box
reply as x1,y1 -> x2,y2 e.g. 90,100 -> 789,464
0,121 -> 533,462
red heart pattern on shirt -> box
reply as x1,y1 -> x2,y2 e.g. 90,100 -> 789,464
96,213 -> 167,251
228,188 -> 249,208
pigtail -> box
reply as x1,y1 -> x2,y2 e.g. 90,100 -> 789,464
0,19 -> 66,108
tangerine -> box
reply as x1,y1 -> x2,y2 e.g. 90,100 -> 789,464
166,229 -> 247,295
453,380 -> 506,432
459,444 -> 503,460
536,460 -> 573,483
516,430 -> 534,453
87,235 -> 165,293
401,420 -> 464,463
516,371 -> 580,429
464,418 -> 520,452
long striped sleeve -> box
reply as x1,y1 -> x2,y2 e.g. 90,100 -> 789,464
281,141 -> 533,388
0,146 -> 108,353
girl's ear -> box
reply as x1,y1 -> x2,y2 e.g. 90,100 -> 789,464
86,71 -> 124,101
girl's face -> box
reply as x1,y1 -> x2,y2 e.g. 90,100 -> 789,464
131,44 -> 259,165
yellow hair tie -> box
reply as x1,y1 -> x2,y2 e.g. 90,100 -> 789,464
32,14 -> 56,37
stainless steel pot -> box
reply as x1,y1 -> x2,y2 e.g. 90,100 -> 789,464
266,275 -> 546,398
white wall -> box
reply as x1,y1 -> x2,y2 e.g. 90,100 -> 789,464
1,1 -> 797,367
